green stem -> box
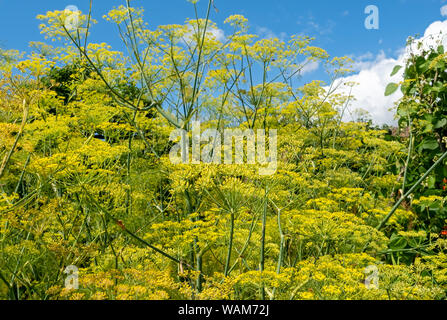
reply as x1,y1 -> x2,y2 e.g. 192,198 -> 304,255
224,210 -> 235,277
0,99 -> 28,180
260,188 -> 268,300
82,188 -> 191,268
377,149 -> 447,230
14,152 -> 30,195
402,118 -> 413,194
195,239 -> 203,293
276,209 -> 285,274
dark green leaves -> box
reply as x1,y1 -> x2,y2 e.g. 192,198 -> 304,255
420,138 -> 438,151
389,233 -> 407,250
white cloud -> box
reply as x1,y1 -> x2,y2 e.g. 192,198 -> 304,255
183,25 -> 226,44
441,5 -> 447,17
335,52 -> 403,125
331,19 -> 447,125
307,20 -> 336,36
301,60 -> 319,75
256,26 -> 287,41
209,27 -> 225,42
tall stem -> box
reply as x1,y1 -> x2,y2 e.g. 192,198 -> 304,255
0,99 -> 28,180
377,149 -> 447,230
224,210 -> 235,277
402,118 -> 413,194
260,188 -> 268,300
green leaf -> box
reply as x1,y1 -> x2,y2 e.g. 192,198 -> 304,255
396,105 -> 409,118
419,61 -> 430,73
389,234 -> 407,250
435,60 -> 446,69
422,123 -> 434,134
416,56 -> 428,73
428,175 -> 436,189
421,138 -> 439,150
385,83 -> 399,96
435,118 -> 447,129
390,65 -> 402,77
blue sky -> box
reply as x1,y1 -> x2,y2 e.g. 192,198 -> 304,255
1,0 -> 447,123
0,0 -> 443,60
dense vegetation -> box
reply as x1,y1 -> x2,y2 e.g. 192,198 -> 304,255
1,1 -> 447,300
